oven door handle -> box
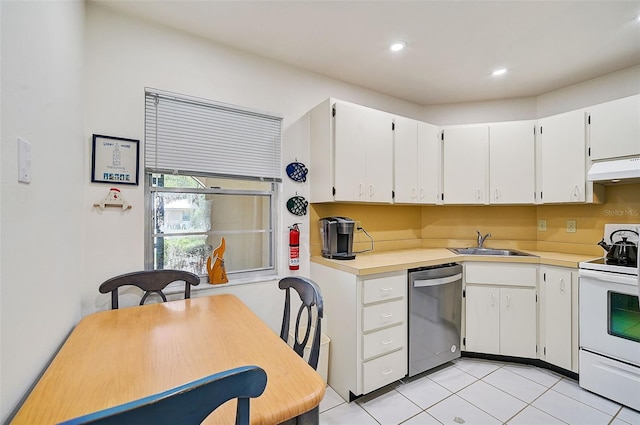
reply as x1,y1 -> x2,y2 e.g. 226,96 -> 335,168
579,269 -> 639,287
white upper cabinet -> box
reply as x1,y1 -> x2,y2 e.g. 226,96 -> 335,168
489,121 -> 536,204
393,118 -> 440,204
309,98 -> 393,203
537,110 -> 588,203
442,125 -> 489,204
588,94 -> 640,161
334,102 -> 393,203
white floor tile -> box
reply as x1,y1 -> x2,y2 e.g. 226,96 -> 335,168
453,357 -> 502,378
532,390 -> 613,425
427,394 -> 501,425
319,401 -> 379,425
458,380 -> 527,422
427,365 -> 477,392
507,405 -> 566,424
396,375 -> 453,409
503,364 -> 562,388
320,386 -> 346,413
401,411 -> 443,425
551,378 -> 621,415
482,367 -> 548,403
616,406 -> 640,424
358,389 -> 422,425
611,419 -> 631,425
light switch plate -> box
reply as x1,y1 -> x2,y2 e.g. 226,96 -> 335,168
538,219 -> 547,232
17,138 -> 31,183
566,220 -> 577,233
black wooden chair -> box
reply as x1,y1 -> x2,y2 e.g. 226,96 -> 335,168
99,270 -> 201,309
278,276 -> 324,370
58,365 -> 267,425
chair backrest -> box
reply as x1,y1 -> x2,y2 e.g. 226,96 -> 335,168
58,365 -> 267,425
99,270 -> 201,309
278,276 -> 324,370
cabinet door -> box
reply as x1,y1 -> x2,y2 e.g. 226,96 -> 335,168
334,102 -> 368,201
393,117 -> 419,203
417,122 -> 441,204
334,102 -> 392,203
394,119 -> 440,204
541,267 -> 572,370
465,285 -> 500,354
588,95 -> 640,161
364,110 -> 393,203
489,122 -> 535,204
538,110 -> 586,203
442,126 -> 489,204
500,287 -> 537,358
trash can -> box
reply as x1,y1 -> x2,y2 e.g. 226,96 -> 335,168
288,326 -> 330,384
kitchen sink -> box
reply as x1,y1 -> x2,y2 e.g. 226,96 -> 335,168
448,247 -> 536,257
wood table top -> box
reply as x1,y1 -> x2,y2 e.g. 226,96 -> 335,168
11,294 -> 326,424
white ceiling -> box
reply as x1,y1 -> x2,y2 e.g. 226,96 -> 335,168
96,0 -> 640,105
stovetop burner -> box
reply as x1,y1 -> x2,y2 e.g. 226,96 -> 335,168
605,257 -> 636,267
580,257 -> 639,276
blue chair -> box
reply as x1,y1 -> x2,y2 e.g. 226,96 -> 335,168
58,365 -> 267,425
278,276 -> 324,370
99,270 -> 200,309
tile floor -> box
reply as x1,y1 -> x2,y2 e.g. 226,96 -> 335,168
318,357 -> 640,425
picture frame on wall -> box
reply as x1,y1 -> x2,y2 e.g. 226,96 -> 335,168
91,134 -> 140,186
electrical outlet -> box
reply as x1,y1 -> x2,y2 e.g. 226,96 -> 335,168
566,220 -> 577,233
538,219 -> 547,232
355,220 -> 362,230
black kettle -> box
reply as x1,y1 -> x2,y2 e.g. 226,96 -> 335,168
597,229 -> 639,266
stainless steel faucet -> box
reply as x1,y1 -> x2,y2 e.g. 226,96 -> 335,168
476,230 -> 492,248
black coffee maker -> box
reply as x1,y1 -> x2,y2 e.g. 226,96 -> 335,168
320,216 -> 356,260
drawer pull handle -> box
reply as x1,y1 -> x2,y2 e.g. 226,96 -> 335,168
380,339 -> 393,345
381,369 -> 393,375
380,287 -> 393,293
380,313 -> 393,318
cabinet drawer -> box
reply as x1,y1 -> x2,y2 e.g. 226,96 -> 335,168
362,299 -> 405,332
465,263 -> 537,287
362,273 -> 405,305
362,348 -> 407,394
362,324 -> 405,361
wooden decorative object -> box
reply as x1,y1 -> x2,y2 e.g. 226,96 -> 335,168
207,237 -> 228,284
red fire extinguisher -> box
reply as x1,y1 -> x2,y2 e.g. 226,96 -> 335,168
289,223 -> 301,270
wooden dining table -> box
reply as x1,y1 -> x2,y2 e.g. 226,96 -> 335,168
11,294 -> 326,424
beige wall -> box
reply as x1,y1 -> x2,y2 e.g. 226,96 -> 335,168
310,184 -> 640,257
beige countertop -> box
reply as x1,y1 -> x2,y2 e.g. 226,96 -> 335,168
310,248 -> 600,276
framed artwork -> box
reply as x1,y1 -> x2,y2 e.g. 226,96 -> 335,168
91,134 -> 140,185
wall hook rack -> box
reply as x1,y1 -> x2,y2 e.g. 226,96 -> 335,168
93,188 -> 132,210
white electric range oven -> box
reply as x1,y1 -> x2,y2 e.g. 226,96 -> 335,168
578,225 -> 640,411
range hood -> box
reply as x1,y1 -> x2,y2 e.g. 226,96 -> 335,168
588,157 -> 640,184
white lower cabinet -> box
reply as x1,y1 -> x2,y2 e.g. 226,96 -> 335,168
464,263 -> 537,358
310,264 -> 407,401
539,266 -> 576,372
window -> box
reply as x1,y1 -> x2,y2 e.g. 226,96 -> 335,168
144,90 -> 282,281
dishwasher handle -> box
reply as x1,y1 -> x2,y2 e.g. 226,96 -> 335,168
413,273 -> 462,288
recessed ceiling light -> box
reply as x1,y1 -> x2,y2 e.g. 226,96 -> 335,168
390,41 -> 406,52
492,68 -> 508,76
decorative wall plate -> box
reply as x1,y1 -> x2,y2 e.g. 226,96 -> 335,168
286,195 -> 308,216
286,161 -> 308,183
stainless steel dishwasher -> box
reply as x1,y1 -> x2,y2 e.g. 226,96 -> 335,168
408,263 -> 463,377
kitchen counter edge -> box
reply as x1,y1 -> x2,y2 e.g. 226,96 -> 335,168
310,248 -> 599,276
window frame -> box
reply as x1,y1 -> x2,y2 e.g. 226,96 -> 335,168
144,173 -> 279,281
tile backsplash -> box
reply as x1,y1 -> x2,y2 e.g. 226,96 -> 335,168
309,184 -> 640,257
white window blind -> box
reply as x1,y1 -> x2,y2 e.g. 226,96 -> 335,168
145,90 -> 282,181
